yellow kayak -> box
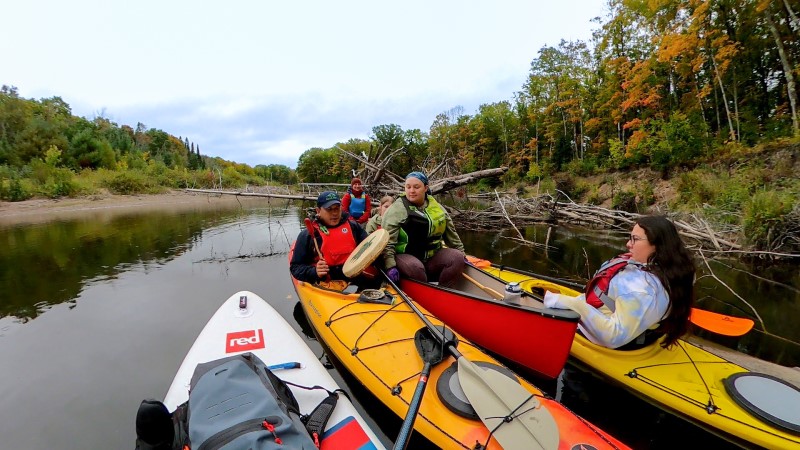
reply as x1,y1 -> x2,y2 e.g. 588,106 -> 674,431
289,250 -> 630,449
483,262 -> 800,450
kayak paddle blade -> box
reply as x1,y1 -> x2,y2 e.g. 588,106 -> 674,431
457,357 -> 559,450
690,308 -> 755,336
414,327 -> 445,366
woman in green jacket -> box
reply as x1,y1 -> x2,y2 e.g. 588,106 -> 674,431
382,172 -> 465,287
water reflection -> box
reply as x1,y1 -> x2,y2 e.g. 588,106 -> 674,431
0,209 -> 243,321
555,365 -> 741,449
2,206 -> 798,365
0,199 -> 797,450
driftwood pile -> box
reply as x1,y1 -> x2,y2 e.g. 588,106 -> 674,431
446,191 -> 800,260
339,147 -> 799,260
338,146 -> 507,197
186,146 -> 799,261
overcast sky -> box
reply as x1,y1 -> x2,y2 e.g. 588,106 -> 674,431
3,0 -> 606,168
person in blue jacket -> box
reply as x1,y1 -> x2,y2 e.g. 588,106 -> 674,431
341,178 -> 371,227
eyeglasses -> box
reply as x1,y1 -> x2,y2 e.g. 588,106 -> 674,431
628,234 -> 648,243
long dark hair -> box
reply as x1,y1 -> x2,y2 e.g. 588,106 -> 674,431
638,216 -> 696,348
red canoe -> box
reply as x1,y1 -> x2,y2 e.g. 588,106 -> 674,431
400,262 -> 579,379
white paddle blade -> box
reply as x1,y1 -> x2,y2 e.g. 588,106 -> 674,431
457,358 -> 559,450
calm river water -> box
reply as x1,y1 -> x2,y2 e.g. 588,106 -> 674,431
1,197 -> 797,449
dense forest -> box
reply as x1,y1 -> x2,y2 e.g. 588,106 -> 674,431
296,0 -> 800,180
0,86 -> 297,200
294,0 -> 799,255
1,0 -> 798,252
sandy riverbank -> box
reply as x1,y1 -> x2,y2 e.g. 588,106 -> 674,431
0,190 -> 263,227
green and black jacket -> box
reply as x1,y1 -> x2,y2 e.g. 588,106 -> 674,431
381,194 -> 464,269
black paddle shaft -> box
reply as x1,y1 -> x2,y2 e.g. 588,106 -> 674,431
381,269 -> 462,358
392,328 -> 445,450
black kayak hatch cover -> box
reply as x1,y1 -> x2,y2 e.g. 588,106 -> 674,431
435,360 -> 518,419
723,372 -> 800,435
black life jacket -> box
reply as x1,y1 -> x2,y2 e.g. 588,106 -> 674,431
397,195 -> 447,261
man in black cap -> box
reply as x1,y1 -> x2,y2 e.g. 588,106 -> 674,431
290,191 -> 369,282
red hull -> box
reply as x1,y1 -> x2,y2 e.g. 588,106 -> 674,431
400,266 -> 579,379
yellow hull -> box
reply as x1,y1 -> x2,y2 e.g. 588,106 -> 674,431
487,266 -> 800,450
293,279 -> 508,449
291,276 -> 629,449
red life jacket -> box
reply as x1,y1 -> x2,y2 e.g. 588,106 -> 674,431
584,253 -> 646,311
313,220 -> 357,266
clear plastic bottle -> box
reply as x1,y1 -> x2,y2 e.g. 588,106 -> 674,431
503,282 -> 522,303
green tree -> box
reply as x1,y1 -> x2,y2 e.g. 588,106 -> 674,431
67,127 -> 116,169
98,118 -> 133,155
428,107 -> 464,167
403,128 -> 429,173
371,124 -> 413,173
0,86 -> 34,165
254,164 -> 297,185
296,147 -> 339,182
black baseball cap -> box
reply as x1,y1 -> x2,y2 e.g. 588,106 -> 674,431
317,191 -> 341,208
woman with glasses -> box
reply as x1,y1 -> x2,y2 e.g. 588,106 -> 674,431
544,215 -> 696,349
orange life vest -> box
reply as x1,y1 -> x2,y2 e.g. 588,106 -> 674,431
313,220 -> 357,267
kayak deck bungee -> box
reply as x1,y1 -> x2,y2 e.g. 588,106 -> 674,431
163,290 -> 385,450
483,264 -> 800,450
399,264 -> 580,379
289,248 -> 630,450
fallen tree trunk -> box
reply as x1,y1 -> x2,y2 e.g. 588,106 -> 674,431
185,188 -> 314,202
427,168 -> 508,195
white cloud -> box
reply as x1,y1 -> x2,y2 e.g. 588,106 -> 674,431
2,0 -> 607,168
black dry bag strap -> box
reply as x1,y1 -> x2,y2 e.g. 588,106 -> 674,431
303,392 -> 338,445
282,380 -> 347,447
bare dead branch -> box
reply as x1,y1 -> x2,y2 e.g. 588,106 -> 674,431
698,249 -> 766,330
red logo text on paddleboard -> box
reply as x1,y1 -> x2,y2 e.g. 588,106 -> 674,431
226,329 -> 265,353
